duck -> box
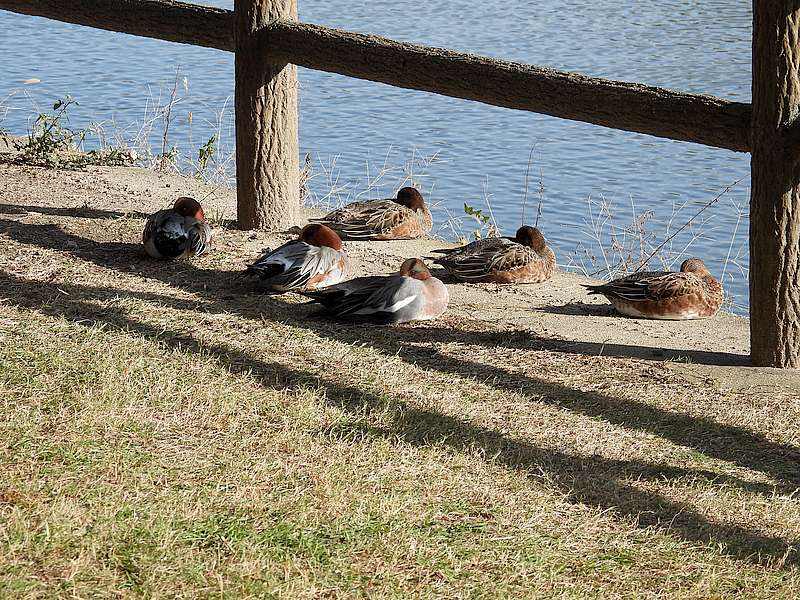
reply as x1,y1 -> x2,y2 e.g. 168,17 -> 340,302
142,196 -> 212,259
430,225 -> 556,283
242,224 -> 350,293
583,258 -> 723,320
301,258 -> 448,324
310,187 -> 432,240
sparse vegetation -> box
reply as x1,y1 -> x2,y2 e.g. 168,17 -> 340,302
559,181 -> 749,313
0,72 -> 236,188
196,133 -> 218,177
0,87 -> 750,309
8,96 -> 136,170
462,200 -> 499,241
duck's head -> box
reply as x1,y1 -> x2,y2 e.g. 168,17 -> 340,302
399,257 -> 432,280
174,197 -> 205,220
299,223 -> 343,250
515,225 -> 547,252
394,187 -> 426,211
680,257 -> 711,277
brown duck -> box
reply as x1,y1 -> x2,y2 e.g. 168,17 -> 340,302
431,226 -> 556,283
311,187 -> 432,240
584,258 -> 724,319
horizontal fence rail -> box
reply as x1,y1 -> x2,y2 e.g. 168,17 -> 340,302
262,20 -> 752,153
0,0 -> 234,51
0,0 -> 751,152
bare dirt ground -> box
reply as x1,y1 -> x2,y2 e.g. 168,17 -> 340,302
0,159 -> 795,393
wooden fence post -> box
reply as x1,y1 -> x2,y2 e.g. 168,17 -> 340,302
234,0 -> 300,230
750,1 -> 800,367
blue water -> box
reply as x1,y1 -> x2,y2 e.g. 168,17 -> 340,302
0,1 -> 752,310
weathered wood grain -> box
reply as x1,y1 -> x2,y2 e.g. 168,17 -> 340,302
235,0 -> 300,230
749,2 -> 800,367
0,0 -> 234,50
260,20 -> 751,152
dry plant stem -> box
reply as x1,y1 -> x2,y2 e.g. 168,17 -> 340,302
521,145 -> 535,227
633,178 -> 744,273
158,69 -> 180,170
721,203 -> 745,287
537,163 -> 545,229
482,175 -> 498,235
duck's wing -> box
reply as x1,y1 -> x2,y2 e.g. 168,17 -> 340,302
187,219 -> 212,257
642,272 -> 705,300
142,212 -> 156,245
311,201 -> 374,224
304,275 -> 419,323
244,241 -> 343,291
435,238 -> 532,280
430,236 -> 511,257
298,246 -> 349,289
142,209 -> 170,244
143,210 -> 191,258
317,200 -> 411,239
302,275 -> 391,307
244,240 -> 312,288
584,270 -> 698,302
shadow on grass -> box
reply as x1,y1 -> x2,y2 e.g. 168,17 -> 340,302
0,203 -> 149,220
536,301 -> 617,317
0,219 -> 779,469
1,269 -> 798,568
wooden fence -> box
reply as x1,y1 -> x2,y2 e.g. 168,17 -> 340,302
0,0 -> 797,368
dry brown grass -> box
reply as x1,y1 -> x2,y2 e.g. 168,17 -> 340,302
0,162 -> 799,599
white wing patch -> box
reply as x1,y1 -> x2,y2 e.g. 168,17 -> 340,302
352,293 -> 418,316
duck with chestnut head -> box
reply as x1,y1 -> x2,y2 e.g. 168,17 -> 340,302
430,225 -> 556,283
242,224 -> 350,293
310,187 -> 432,240
583,258 -> 723,320
142,197 -> 212,259
301,258 -> 448,324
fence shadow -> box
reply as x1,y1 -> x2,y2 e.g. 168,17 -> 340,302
1,270 -> 797,567
536,300 -> 618,317
0,218 -> 792,480
0,203 -> 148,220
3,218 -> 799,565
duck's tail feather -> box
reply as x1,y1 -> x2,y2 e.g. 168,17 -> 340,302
582,284 -> 606,295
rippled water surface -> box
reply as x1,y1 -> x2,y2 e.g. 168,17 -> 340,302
0,1 -> 752,310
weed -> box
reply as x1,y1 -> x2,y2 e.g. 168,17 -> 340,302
8,95 -> 136,170
521,144 -> 545,228
196,134 -> 217,176
14,96 -> 82,167
462,198 -> 499,241
559,178 -> 746,288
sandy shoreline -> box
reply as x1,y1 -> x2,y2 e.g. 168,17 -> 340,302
0,158 -> 797,391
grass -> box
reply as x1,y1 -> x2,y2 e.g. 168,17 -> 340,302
0,175 -> 798,597
4,301 -> 799,598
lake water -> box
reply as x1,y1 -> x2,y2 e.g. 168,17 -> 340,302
0,1 -> 752,311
